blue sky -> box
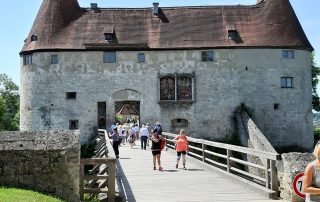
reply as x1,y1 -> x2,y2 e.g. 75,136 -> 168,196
0,0 -> 319,88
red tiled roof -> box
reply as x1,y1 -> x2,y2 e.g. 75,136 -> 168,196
20,0 -> 314,54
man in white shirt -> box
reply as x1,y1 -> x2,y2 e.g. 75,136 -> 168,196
139,125 -> 149,150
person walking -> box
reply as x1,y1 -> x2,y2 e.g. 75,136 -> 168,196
303,141 -> 320,201
139,124 -> 149,150
174,129 -> 188,170
154,122 -> 162,136
111,127 -> 120,158
128,127 -> 135,149
150,129 -> 163,171
117,124 -> 123,146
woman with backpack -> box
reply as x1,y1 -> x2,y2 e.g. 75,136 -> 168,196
150,129 -> 164,171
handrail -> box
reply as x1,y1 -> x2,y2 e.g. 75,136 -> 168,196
80,129 -> 116,202
163,132 -> 280,198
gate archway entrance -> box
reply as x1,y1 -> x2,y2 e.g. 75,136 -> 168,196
115,101 -> 140,124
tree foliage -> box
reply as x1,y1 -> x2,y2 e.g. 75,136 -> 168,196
312,53 -> 320,112
0,73 -> 19,131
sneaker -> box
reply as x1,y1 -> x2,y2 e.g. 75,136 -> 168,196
176,164 -> 178,169
153,166 -> 156,170
159,166 -> 163,171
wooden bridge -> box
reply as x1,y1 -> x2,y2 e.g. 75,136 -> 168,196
80,130 -> 287,202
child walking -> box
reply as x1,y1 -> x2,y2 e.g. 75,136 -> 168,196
174,129 -> 188,170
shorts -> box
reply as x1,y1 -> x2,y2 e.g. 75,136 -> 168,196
152,150 -> 161,155
177,151 -> 187,156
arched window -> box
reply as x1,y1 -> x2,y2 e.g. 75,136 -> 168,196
160,76 -> 175,100
177,76 -> 192,100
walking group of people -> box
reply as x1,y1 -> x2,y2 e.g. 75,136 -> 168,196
109,122 -> 189,171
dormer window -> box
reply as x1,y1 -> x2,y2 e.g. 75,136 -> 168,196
104,33 -> 114,41
228,30 -> 237,39
31,34 -> 37,42
104,26 -> 115,41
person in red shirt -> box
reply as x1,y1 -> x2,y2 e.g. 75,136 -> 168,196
174,129 -> 188,170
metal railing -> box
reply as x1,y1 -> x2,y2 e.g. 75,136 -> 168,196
163,132 -> 280,198
80,129 -> 116,202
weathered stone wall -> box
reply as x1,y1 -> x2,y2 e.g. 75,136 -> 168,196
0,130 -> 80,202
20,49 -> 313,149
238,112 -> 277,153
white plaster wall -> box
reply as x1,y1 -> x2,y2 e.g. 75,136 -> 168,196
20,49 -> 313,149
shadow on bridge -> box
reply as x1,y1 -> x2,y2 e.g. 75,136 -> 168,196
116,160 -> 136,202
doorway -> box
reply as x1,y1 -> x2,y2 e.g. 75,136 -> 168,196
115,101 -> 140,125
98,102 -> 106,129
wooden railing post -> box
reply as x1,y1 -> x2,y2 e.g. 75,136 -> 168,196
265,159 -> 270,189
202,141 -> 205,162
270,160 -> 278,196
226,149 -> 230,173
79,162 -> 84,201
107,161 -> 116,202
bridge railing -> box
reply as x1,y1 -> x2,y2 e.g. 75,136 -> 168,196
163,132 -> 281,197
80,129 -> 116,202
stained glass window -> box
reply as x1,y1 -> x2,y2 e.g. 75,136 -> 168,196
177,76 -> 192,100
160,76 -> 175,100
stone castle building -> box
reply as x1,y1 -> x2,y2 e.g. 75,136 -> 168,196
20,0 -> 314,150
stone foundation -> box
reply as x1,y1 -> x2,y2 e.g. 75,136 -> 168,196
0,130 -> 80,202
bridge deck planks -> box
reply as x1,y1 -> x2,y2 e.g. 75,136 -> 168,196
116,142 -> 285,202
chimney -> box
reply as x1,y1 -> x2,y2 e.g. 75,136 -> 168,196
153,2 -> 159,15
91,3 -> 98,9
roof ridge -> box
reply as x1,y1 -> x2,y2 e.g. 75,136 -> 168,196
82,4 -> 261,11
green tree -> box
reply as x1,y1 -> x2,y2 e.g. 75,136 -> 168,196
0,73 -> 19,131
314,128 -> 320,145
312,52 -> 320,111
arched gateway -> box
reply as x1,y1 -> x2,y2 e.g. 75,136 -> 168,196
112,89 -> 141,124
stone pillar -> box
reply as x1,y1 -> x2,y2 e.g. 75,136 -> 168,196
278,152 -> 314,201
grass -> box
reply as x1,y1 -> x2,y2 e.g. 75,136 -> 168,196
0,187 -> 65,202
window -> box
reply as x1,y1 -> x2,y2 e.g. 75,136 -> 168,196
51,55 -> 58,64
281,77 -> 293,88
31,34 -> 37,42
138,53 -> 145,62
104,33 -> 113,41
282,50 -> 294,59
171,118 -> 188,128
160,76 -> 175,100
274,103 -> 279,110
23,54 -> 33,65
103,52 -> 116,63
66,92 -> 77,99
69,120 -> 79,130
160,75 -> 193,101
201,51 -> 213,61
228,30 -> 237,39
177,76 -> 192,100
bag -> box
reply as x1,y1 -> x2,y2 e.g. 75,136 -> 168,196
160,138 -> 166,151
